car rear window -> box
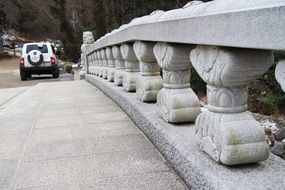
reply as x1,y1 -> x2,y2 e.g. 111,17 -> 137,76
26,44 -> 48,54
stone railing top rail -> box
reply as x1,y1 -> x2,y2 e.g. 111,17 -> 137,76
88,0 -> 285,54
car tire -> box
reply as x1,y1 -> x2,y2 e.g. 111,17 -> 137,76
52,67 -> 59,78
27,51 -> 44,66
20,69 -> 27,81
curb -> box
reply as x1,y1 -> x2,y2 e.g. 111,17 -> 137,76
86,74 -> 285,190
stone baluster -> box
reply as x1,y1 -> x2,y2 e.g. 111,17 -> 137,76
97,50 -> 103,77
95,51 -> 100,76
89,53 -> 93,74
96,50 -> 101,76
90,54 -> 93,74
91,54 -> 94,74
120,43 -> 140,92
190,45 -> 273,165
133,41 -> 163,102
153,43 -> 201,123
112,46 -> 125,86
101,49 -> 108,79
275,60 -> 285,92
86,55 -> 90,74
106,47 -> 116,82
92,52 -> 95,75
93,52 -> 98,75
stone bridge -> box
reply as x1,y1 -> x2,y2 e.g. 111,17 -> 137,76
80,0 -> 285,189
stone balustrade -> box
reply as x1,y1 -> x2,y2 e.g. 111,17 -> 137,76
84,0 -> 285,166
112,46 -> 125,86
133,41 -> 163,102
106,47 -> 116,82
120,43 -> 140,92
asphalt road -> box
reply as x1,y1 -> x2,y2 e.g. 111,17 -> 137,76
0,57 -> 74,89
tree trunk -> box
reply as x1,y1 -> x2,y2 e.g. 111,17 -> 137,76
93,0 -> 107,38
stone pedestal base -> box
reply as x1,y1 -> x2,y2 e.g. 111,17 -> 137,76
77,70 -> 86,80
195,111 -> 269,165
73,69 -> 85,80
157,88 -> 200,123
123,72 -> 140,92
114,70 -> 124,86
107,68 -> 115,82
136,75 -> 163,102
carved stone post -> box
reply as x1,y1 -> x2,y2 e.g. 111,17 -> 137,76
101,49 -> 108,79
106,47 -> 116,82
275,60 -> 285,92
112,46 -> 125,86
120,43 -> 140,92
92,52 -> 96,75
89,53 -> 93,74
93,52 -> 98,75
88,53 -> 91,74
96,50 -> 102,76
80,31 -> 94,77
133,41 -> 163,102
86,54 -> 92,74
86,54 -> 90,74
97,50 -> 103,77
154,43 -> 201,123
190,45 -> 273,165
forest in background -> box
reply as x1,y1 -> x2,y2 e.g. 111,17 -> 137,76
0,0 -> 284,116
0,0 -> 205,61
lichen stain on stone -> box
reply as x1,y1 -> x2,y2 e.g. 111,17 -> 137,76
228,127 -> 241,145
227,127 -> 249,161
172,98 -> 183,110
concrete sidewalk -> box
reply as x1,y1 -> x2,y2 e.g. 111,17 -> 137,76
0,80 -> 187,190
0,87 -> 28,114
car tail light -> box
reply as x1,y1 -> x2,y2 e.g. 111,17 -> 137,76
51,57 -> 56,64
20,58 -> 24,65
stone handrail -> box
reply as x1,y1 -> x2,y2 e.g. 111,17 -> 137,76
88,0 -> 285,52
83,0 -> 285,166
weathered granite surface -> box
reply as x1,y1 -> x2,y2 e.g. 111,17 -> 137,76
100,49 -> 108,79
89,0 -> 285,53
190,46 -> 273,165
275,60 -> 285,92
133,41 -> 163,102
0,81 -> 187,190
112,45 -> 125,86
81,31 -> 94,76
154,43 -> 200,123
86,74 -> 285,190
106,47 -> 116,82
120,43 -> 140,92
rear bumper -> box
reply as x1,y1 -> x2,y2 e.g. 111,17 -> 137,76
20,65 -> 58,74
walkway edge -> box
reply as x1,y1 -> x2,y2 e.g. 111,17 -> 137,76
86,74 -> 285,190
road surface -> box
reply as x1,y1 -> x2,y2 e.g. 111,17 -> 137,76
0,57 -> 188,189
0,57 -> 73,89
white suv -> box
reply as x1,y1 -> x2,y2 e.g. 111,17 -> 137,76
19,42 -> 59,81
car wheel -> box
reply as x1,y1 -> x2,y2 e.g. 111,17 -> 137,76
20,69 -> 27,81
52,67 -> 59,78
27,50 -> 44,66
